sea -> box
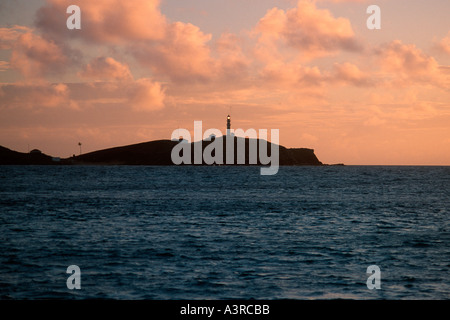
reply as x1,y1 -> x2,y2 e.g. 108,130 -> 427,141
0,165 -> 449,300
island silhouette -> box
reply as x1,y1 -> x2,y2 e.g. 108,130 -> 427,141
0,136 -> 325,166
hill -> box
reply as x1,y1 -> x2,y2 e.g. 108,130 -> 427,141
71,136 -> 322,166
0,146 -> 56,165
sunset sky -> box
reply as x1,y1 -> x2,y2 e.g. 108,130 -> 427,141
1,0 -> 449,165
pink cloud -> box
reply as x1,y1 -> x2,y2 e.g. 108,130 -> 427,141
36,0 -> 167,44
0,25 -> 32,50
331,62 -> 374,87
255,0 -> 361,59
1,78 -> 165,112
35,0 -> 215,83
436,31 -> 450,55
68,79 -> 166,111
0,82 -> 76,109
127,78 -> 166,111
9,32 -> 69,79
79,57 -> 133,81
377,40 -> 448,87
213,33 -> 251,82
379,41 -> 437,73
259,61 -> 324,87
0,61 -> 10,72
132,21 -> 214,83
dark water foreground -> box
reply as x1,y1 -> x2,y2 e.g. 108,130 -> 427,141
0,166 -> 449,299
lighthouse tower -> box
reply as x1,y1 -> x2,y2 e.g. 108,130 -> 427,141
226,114 -> 231,136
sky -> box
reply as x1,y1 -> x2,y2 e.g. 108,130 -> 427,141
0,0 -> 449,165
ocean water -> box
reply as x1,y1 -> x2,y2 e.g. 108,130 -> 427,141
0,165 -> 449,300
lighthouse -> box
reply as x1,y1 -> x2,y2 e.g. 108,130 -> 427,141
226,114 -> 231,136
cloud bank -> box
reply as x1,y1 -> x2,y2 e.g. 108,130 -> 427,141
1,0 -> 449,164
